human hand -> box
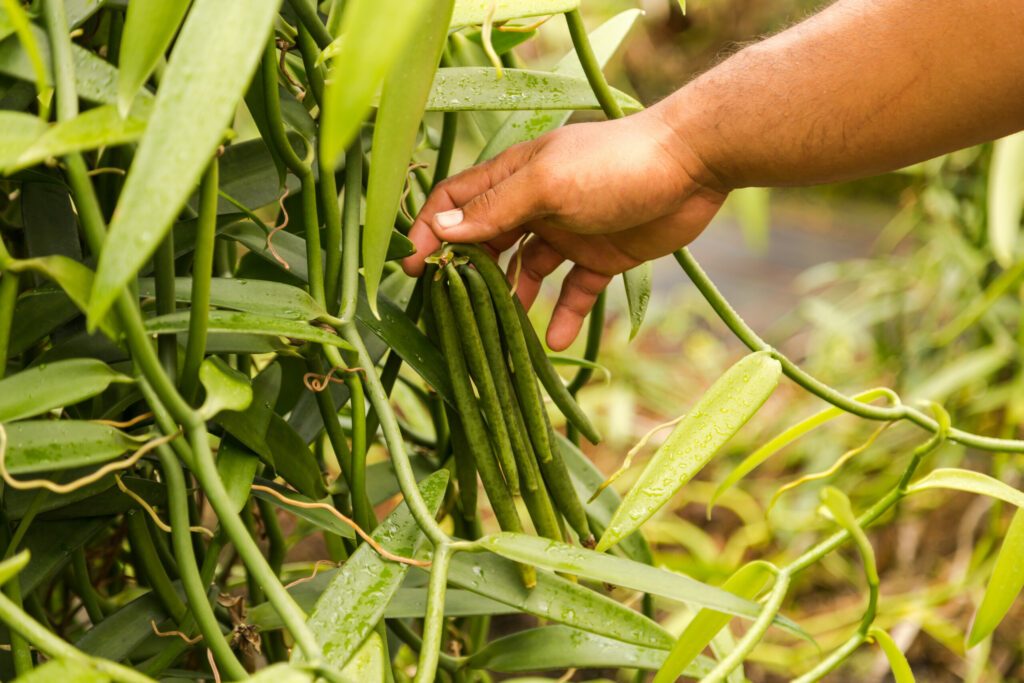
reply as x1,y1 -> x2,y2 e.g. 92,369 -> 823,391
402,107 -> 729,351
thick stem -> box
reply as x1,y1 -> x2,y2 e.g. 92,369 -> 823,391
414,543 -> 453,683
286,0 -> 333,49
125,511 -> 189,623
337,140 -> 363,322
180,159 -> 219,404
0,271 -> 19,376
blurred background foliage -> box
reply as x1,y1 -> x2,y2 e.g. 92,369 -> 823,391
465,1 -> 1024,680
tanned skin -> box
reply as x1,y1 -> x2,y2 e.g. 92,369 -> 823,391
403,0 -> 1024,351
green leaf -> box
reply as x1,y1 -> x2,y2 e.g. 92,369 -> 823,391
820,486 -> 878,586
143,311 -> 353,351
968,507 -> 1024,646
0,550 -> 29,587
137,277 -> 326,321
12,658 -> 110,683
318,0 -> 434,165
88,0 -> 280,327
6,254 -> 120,341
245,663 -> 314,683
340,632 -> 387,683
0,110 -> 47,168
468,625 -> 714,676
216,363 -> 280,459
198,356 -> 253,419
294,471 -> 450,669
117,0 -> 190,116
0,359 -> 132,422
597,351 -> 781,552
868,627 -> 915,683
262,413 -> 328,500
479,9 -> 642,160
907,468 -> 1024,509
988,131 -> 1024,268
623,262 -> 651,341
2,421 -> 143,475
450,0 -> 578,27
217,436 -> 260,514
8,103 -> 150,173
465,27 -> 536,55
447,549 -> 674,648
76,587 -> 180,660
22,519 -> 108,593
653,561 -> 774,683
362,0 -> 454,317
251,479 -> 355,540
478,533 -> 784,627
425,68 -> 642,112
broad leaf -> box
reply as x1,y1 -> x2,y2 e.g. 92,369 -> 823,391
0,359 -> 131,422
362,0 -> 454,317
988,131 -> 1024,267
7,254 -> 119,340
3,421 -> 143,475
968,507 -> 1024,646
117,0 -> 190,116
468,625 -> 714,676
0,110 -> 47,168
319,0 -> 434,165
907,468 -> 1024,509
597,351 -> 781,552
198,356 -> 253,419
450,0 -> 578,27
138,277 -> 326,322
217,436 -> 260,514
143,311 -> 353,351
293,471 -> 449,669
479,9 -> 642,160
88,0 -> 280,326
425,68 -> 642,112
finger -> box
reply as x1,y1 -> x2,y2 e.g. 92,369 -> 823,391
509,236 -> 563,311
547,265 -> 611,352
485,227 -> 528,254
403,152 -> 522,276
431,166 -> 551,243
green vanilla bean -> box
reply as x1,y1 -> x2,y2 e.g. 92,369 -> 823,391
444,265 -> 521,493
430,278 -> 534,586
535,396 -> 594,545
449,245 -> 558,460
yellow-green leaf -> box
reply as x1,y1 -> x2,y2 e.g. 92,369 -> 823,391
597,351 -> 781,552
198,357 -> 253,419
868,627 -> 915,683
988,131 -> 1024,268
907,468 -> 1024,509
450,0 -> 578,28
117,0 -> 191,116
0,359 -> 132,423
968,507 -> 1024,647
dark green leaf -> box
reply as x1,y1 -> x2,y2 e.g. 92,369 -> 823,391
251,479 -> 354,540
143,311 -> 353,351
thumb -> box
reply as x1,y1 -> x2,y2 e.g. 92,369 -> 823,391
431,168 -> 549,243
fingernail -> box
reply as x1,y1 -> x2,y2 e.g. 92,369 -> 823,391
435,209 -> 464,229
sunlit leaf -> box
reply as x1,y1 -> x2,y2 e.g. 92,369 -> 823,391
653,561 -> 774,683
117,0 -> 190,116
968,507 -> 1024,646
907,468 -> 1024,509
340,632 -> 386,682
597,351 -> 781,552
88,0 -> 280,327
318,0 -> 434,165
0,110 -> 47,168
362,0 -> 454,317
479,9 -> 642,160
450,0 -> 578,28
424,68 -> 642,112
988,131 -> 1024,268
0,359 -> 132,423
294,471 -> 449,669
623,262 -> 651,341
868,627 -> 915,683
820,486 -> 878,586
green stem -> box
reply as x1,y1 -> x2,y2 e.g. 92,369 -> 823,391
0,271 -> 19,376
432,112 -> 458,188
321,147 -> 344,309
332,329 -> 446,544
674,248 -> 1024,452
125,510 -> 189,624
565,9 -> 624,119
790,631 -> 866,683
699,570 -> 790,683
155,448 -> 244,679
0,555 -> 155,683
337,139 -> 363,322
414,543 -> 454,683
180,158 -> 219,404
347,365 -> 375,531
296,23 -> 326,107
286,0 -> 333,50
71,547 -> 105,625
256,497 -> 287,576
154,232 -> 178,378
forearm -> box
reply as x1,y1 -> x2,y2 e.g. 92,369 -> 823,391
653,0 -> 1024,190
